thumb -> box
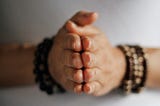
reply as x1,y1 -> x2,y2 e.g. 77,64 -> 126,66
70,11 -> 98,26
65,21 -> 98,36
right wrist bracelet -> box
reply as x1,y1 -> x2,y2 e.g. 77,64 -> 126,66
118,45 -> 147,94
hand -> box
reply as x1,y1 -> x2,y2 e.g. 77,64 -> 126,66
66,14 -> 126,96
48,11 -> 98,93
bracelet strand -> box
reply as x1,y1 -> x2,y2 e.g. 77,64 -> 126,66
118,45 -> 147,94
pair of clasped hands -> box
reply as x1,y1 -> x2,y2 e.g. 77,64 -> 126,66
48,11 -> 125,96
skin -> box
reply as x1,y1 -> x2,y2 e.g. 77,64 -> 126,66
48,11 -> 99,93
0,11 -> 160,97
65,16 -> 125,96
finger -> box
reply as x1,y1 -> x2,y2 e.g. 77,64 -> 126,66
74,84 -> 83,94
64,66 -> 83,83
65,21 -> 99,36
84,68 -> 101,82
63,80 -> 82,94
81,36 -> 97,52
63,50 -> 83,69
82,51 -> 97,68
63,33 -> 82,51
70,11 -> 98,26
83,81 -> 101,96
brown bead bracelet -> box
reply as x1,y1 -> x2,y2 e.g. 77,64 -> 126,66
118,45 -> 147,94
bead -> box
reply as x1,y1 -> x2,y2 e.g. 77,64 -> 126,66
125,85 -> 132,90
134,65 -> 139,70
138,71 -> 143,77
40,82 -> 47,91
124,45 -> 129,51
138,57 -> 144,63
39,65 -> 45,71
134,70 -> 139,76
130,48 -> 136,53
125,88 -> 131,94
132,54 -> 138,59
135,78 -> 141,84
124,80 -> 132,85
126,51 -> 132,57
46,86 -> 53,95
134,59 -> 139,65
138,66 -> 144,71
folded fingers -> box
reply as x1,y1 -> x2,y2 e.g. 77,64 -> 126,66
82,51 -> 98,68
63,33 -> 82,51
64,66 -> 83,83
83,81 -> 101,96
63,80 -> 83,94
62,50 -> 83,69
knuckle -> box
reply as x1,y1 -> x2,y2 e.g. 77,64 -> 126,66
71,53 -> 82,68
72,52 -> 79,60
69,34 -> 81,51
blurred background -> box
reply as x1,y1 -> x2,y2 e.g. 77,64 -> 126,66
0,0 -> 160,46
0,0 -> 160,106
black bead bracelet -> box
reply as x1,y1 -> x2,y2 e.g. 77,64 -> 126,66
33,37 -> 65,95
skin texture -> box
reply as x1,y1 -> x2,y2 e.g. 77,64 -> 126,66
48,11 -> 99,93
66,19 -> 126,96
48,11 -> 126,96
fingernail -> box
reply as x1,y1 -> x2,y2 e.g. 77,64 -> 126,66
87,85 -> 92,94
84,12 -> 94,17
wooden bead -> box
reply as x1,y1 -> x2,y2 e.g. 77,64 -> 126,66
138,65 -> 144,71
125,88 -> 131,94
133,54 -> 138,59
130,48 -> 136,53
124,45 -> 129,51
126,51 -> 132,57
134,59 -> 139,64
138,57 -> 144,63
134,65 -> 139,70
135,78 -> 141,84
124,84 -> 132,91
134,70 -> 139,76
124,80 -> 132,85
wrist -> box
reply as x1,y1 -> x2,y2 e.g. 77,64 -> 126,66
112,47 -> 126,89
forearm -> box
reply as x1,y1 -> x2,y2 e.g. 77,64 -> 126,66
145,48 -> 160,88
114,46 -> 160,90
0,44 -> 35,87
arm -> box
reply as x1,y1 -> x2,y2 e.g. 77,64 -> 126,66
145,48 -> 160,88
0,45 -> 160,90
0,44 -> 35,87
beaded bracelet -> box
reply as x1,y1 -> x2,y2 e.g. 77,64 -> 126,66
118,45 -> 147,94
33,37 -> 65,95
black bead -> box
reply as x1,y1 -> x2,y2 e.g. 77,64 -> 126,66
46,86 -> 53,95
40,82 -> 47,91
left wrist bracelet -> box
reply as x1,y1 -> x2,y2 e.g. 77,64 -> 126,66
33,37 -> 65,95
